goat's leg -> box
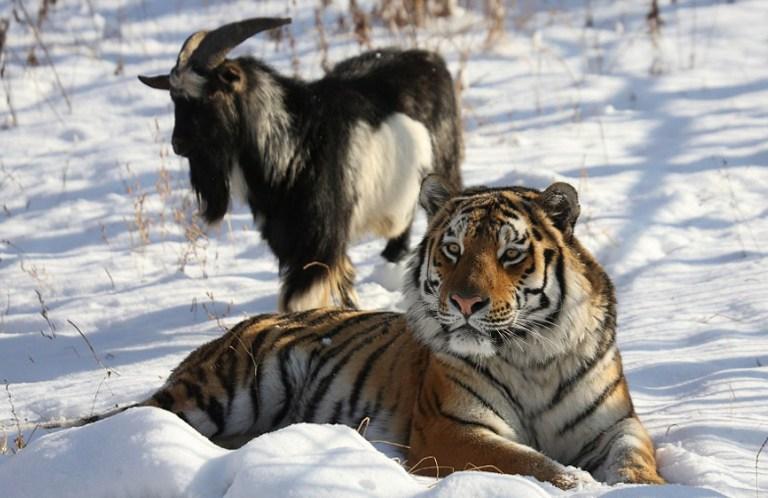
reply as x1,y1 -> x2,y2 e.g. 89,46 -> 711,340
278,253 -> 359,311
278,261 -> 333,312
381,223 -> 412,263
333,254 -> 359,309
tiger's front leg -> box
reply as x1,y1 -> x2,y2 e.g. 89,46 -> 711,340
408,418 -> 593,490
593,417 -> 665,485
407,364 -> 595,489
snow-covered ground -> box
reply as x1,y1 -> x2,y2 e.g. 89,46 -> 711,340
1,1 -> 766,496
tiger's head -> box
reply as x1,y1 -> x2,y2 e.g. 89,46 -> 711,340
405,176 -> 614,365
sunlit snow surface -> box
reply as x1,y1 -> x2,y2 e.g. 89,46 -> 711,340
1,1 -> 766,496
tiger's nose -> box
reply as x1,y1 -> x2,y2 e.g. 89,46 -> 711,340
450,293 -> 489,317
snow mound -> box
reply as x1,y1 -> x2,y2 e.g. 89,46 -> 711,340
1,408 -> 722,498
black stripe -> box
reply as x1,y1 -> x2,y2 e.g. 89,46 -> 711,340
514,197 -> 538,223
305,314 -> 387,382
268,310 -> 358,427
303,320 -> 392,422
250,360 -> 264,427
207,397 -> 226,436
214,346 -> 238,413
445,353 -> 524,415
193,366 -> 208,384
347,331 -> 399,419
523,248 -> 556,316
243,328 -> 272,384
270,343 -> 298,427
411,239 -> 429,289
285,309 -> 321,323
497,204 -> 521,220
558,376 -> 624,435
152,390 -> 175,411
544,249 -> 566,324
181,379 -> 224,435
576,411 -> 632,471
177,411 -> 191,425
181,379 -> 205,407
447,374 -> 506,422
245,329 -> 273,425
438,408 -> 501,436
329,400 -> 344,424
370,387 -> 385,420
543,335 -> 616,412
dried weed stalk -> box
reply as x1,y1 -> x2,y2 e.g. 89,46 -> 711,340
0,17 -> 17,128
314,7 -> 332,73
376,0 -> 453,29
3,381 -> 26,452
35,289 -> 56,338
12,0 -> 71,110
349,0 -> 372,48
202,291 -> 232,332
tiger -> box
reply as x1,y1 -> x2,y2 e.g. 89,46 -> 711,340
74,176 -> 664,489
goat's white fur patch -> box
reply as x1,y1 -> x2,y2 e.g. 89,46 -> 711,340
346,113 -> 433,240
244,73 -> 297,184
229,162 -> 249,204
170,69 -> 206,99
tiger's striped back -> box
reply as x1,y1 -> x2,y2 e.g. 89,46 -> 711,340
141,310 -> 428,448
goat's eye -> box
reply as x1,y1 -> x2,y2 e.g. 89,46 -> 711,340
442,242 -> 461,258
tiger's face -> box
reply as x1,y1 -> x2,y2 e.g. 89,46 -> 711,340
407,177 -> 595,362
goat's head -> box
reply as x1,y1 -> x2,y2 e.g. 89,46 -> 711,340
139,17 -> 291,223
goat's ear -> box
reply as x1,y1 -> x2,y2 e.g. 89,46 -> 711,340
138,74 -> 171,90
419,174 -> 453,219
539,182 -> 580,238
216,63 -> 245,91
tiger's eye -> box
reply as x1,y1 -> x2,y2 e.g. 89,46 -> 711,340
504,248 -> 519,259
444,242 -> 461,256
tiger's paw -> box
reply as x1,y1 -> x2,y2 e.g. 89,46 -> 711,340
614,465 -> 666,485
550,466 -> 598,490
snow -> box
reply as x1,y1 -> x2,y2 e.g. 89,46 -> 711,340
0,0 -> 766,497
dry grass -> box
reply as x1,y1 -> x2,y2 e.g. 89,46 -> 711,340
35,289 -> 56,339
757,435 -> 768,498
201,291 -> 232,332
2,382 -> 26,453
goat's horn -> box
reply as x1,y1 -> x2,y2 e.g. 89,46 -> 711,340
138,74 -> 171,90
189,17 -> 291,71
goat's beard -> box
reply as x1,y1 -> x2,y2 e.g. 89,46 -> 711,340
187,148 -> 234,224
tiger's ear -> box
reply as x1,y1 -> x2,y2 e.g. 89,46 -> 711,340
419,175 -> 453,218
539,182 -> 580,238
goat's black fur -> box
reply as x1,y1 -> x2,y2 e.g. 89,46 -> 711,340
147,30 -> 462,311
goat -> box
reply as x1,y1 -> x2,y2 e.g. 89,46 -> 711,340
139,17 -> 463,311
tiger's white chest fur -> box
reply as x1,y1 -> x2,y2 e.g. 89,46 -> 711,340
490,341 -> 621,463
